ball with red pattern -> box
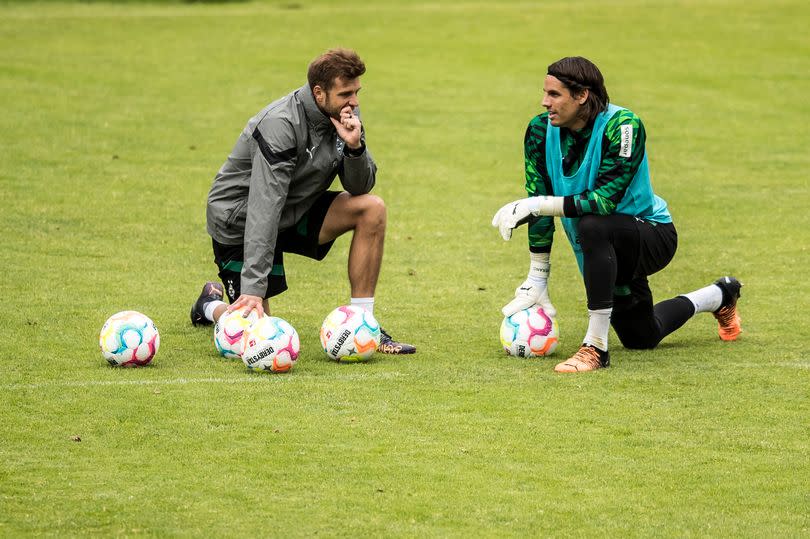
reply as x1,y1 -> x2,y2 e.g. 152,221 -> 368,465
319,305 -> 381,362
99,311 -> 160,367
242,316 -> 300,373
500,306 -> 559,357
214,308 -> 263,359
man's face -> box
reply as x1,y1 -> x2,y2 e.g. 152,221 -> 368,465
314,77 -> 361,119
542,75 -> 588,130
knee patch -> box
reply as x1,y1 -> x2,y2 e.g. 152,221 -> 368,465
577,215 -> 608,249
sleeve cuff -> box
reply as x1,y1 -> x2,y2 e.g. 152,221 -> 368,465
343,143 -> 366,158
563,196 -> 577,217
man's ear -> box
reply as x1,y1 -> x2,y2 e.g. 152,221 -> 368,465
313,85 -> 325,104
576,89 -> 589,105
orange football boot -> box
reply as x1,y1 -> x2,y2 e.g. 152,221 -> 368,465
554,345 -> 610,373
712,276 -> 742,341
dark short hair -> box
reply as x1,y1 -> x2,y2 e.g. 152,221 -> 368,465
547,56 -> 609,124
307,48 -> 366,91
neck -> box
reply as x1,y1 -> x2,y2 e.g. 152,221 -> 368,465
315,103 -> 331,118
569,116 -> 588,132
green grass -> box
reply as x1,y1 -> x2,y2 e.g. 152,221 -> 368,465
1,0 -> 809,536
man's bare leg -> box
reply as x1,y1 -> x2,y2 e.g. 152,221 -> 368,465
318,192 -> 415,354
319,192 -> 386,297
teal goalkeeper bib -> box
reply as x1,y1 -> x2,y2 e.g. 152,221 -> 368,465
545,103 -> 671,273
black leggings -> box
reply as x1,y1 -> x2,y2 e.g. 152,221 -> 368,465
577,214 -> 694,349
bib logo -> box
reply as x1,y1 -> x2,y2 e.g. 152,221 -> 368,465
619,125 -> 633,158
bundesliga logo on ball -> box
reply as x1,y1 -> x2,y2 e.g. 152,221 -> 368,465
500,306 -> 559,358
99,310 -> 160,367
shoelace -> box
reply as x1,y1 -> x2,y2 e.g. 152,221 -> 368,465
714,306 -> 740,337
568,346 -> 602,369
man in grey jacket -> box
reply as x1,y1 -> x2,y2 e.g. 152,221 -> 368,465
190,48 -> 415,354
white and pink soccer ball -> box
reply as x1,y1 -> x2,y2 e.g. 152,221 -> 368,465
320,305 -> 381,362
99,310 -> 160,367
500,306 -> 559,357
214,308 -> 263,359
242,316 -> 300,373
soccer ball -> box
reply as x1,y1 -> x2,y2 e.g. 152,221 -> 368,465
320,305 -> 381,362
99,310 -> 160,367
242,316 -> 300,373
500,306 -> 559,357
214,308 -> 263,359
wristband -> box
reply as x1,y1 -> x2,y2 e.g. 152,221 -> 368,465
533,196 -> 565,217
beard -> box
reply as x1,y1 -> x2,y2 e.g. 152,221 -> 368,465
318,96 -> 343,120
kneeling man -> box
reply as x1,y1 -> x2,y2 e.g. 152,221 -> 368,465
191,48 -> 415,355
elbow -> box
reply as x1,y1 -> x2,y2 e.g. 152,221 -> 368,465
345,178 -> 375,196
345,186 -> 368,196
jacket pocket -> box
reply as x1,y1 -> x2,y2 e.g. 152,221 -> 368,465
224,199 -> 248,228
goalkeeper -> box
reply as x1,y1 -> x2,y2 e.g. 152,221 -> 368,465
492,56 -> 742,373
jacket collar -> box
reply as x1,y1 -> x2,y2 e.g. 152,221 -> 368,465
298,84 -> 332,131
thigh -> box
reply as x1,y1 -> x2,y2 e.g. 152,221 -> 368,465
278,190 -> 342,261
610,217 -> 644,285
578,214 -> 642,285
317,190 -> 385,244
212,239 -> 288,300
636,221 -> 677,277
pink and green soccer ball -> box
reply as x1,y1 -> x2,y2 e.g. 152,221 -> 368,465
319,305 -> 381,362
242,316 -> 300,373
99,310 -> 160,367
214,308 -> 263,359
500,306 -> 559,357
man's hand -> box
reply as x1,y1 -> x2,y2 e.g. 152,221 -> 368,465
330,106 -> 362,150
227,294 -> 266,318
501,278 -> 557,318
491,197 -> 541,241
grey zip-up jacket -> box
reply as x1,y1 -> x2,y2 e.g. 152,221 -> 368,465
206,84 -> 377,297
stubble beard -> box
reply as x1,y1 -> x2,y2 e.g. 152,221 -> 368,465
318,96 -> 342,120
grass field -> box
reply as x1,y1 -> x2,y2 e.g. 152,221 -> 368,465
1,0 -> 809,536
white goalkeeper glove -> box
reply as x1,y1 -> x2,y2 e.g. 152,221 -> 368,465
491,196 -> 565,241
491,197 -> 540,241
501,253 -> 557,318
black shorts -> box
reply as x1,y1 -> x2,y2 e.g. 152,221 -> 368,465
597,217 -> 678,347
212,190 -> 341,302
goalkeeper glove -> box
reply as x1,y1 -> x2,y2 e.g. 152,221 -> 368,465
501,253 -> 557,318
491,198 -> 540,241
491,196 -> 565,241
